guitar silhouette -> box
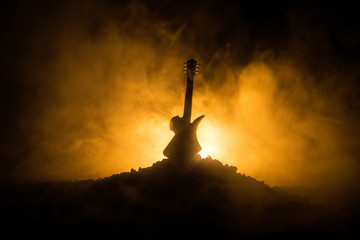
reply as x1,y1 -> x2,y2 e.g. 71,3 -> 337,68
163,59 -> 204,159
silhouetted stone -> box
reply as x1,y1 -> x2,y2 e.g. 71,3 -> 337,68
0,157 -> 358,239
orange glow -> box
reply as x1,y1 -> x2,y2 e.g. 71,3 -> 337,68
23,45 -> 355,188
13,2 -> 358,190
197,119 -> 220,159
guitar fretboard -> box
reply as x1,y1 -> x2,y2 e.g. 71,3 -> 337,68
183,76 -> 194,123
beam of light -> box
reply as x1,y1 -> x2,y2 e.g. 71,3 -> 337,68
197,118 -> 224,159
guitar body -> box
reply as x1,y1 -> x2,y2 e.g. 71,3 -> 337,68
163,115 -> 204,159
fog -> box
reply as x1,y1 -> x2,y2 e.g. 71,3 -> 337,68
1,0 -> 359,188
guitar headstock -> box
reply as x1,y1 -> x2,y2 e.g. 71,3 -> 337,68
183,59 -> 200,80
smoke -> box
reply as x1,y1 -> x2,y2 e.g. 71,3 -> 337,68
1,0 -> 359,187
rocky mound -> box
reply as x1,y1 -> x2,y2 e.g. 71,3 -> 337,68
0,157 -> 357,239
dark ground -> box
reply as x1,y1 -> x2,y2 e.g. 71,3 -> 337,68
1,156 -> 359,239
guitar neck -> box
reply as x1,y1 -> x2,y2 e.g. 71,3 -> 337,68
183,76 -> 194,123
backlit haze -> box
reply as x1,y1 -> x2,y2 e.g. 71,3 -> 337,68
1,0 -> 359,188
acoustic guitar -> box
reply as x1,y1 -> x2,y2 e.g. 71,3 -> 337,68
163,59 -> 204,159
